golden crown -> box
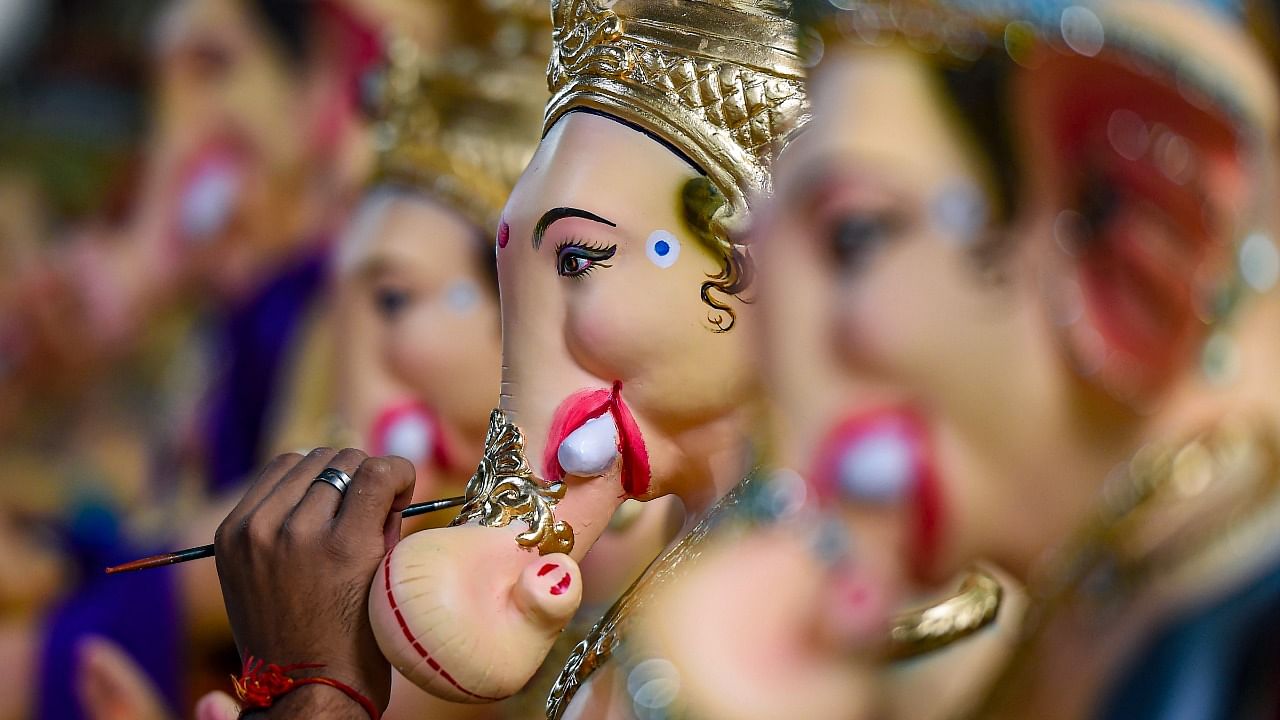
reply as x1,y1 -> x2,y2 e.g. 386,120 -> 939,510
372,0 -> 551,231
546,0 -> 810,219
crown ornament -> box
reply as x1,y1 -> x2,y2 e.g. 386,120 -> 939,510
546,0 -> 810,219
371,0 -> 551,231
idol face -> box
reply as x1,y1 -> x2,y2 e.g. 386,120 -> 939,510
754,3 -> 1271,589
345,190 -> 502,486
154,0 -> 316,292
755,44 -> 1043,586
370,112 -> 761,702
497,110 -> 756,508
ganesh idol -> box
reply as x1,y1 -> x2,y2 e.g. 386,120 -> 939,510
363,0 -> 810,716
632,0 -> 1280,718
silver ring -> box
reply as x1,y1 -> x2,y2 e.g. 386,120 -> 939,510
313,467 -> 354,495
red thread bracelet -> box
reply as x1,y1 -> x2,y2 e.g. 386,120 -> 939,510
233,655 -> 381,719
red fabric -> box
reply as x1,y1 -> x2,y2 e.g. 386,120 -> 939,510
233,655 -> 380,719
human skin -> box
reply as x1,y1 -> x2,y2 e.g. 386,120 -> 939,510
337,192 -> 505,720
643,1 -> 1280,717
213,447 -> 416,720
369,110 -> 757,704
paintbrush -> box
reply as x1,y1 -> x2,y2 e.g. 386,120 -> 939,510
104,494 -> 466,575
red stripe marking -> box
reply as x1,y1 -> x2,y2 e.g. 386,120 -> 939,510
537,563 -> 558,577
550,573 -> 571,596
382,553 -> 504,701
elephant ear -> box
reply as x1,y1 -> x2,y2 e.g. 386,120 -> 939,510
1018,47 -> 1254,407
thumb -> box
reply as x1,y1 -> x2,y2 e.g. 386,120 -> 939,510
194,691 -> 240,720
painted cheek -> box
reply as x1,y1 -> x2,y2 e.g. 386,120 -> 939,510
565,305 -> 629,371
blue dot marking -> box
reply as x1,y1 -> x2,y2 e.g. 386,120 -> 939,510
646,230 -> 680,268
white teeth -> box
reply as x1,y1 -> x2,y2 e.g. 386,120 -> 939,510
837,430 -> 915,504
384,413 -> 435,467
557,413 -> 619,477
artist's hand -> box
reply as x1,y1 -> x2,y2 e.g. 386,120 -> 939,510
215,448 -> 415,718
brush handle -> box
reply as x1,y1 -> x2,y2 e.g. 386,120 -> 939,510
104,495 -> 467,575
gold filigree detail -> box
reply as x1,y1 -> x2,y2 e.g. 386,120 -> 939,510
545,0 -> 810,219
546,474 -> 757,718
452,409 -> 575,556
886,568 -> 1004,660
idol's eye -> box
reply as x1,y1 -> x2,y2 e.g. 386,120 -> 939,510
373,285 -> 413,319
828,212 -> 901,273
555,240 -> 617,279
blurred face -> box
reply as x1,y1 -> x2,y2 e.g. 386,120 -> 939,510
498,111 -> 756,507
755,45 -> 1095,587
755,1 -> 1273,589
154,0 -> 312,288
347,192 -> 502,482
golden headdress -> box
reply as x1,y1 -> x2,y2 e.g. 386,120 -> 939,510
545,0 -> 810,220
371,0 -> 551,231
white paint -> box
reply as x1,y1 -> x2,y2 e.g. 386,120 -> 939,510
445,280 -> 480,313
384,412 -> 434,466
179,160 -> 242,243
557,413 -> 619,477
837,430 -> 915,504
645,230 -> 681,269
932,182 -> 988,246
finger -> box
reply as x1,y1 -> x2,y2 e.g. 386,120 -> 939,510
286,447 -> 372,528
332,455 -> 416,549
194,691 -> 240,720
254,447 -> 357,528
219,451 -> 307,531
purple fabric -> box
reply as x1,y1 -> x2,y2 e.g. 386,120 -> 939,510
36,504 -> 182,719
35,249 -> 329,718
202,249 -> 328,492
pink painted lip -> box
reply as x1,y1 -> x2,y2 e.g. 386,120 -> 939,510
810,407 -> 943,582
370,400 -> 453,472
543,381 -> 651,497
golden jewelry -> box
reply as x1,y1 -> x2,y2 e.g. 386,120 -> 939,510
545,472 -> 757,719
546,0 -> 810,222
969,419 -> 1280,717
887,567 -> 1004,661
452,409 -> 575,556
372,1 -> 550,231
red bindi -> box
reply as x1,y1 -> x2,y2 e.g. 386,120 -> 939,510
496,220 -> 510,249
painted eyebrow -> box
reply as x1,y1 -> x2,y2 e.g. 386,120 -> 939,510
532,207 -> 617,249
